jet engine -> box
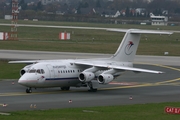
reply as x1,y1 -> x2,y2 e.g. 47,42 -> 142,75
79,72 -> 95,82
98,74 -> 114,84
20,64 -> 33,76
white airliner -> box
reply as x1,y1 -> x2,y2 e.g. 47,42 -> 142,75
9,29 -> 173,93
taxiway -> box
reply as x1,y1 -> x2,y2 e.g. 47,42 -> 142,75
0,50 -> 180,112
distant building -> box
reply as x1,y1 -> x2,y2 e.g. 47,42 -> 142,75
150,13 -> 168,26
136,8 -> 146,16
41,0 -> 67,5
41,0 -> 61,5
103,10 -> 121,18
41,0 -> 53,5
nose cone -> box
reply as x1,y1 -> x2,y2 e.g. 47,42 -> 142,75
18,73 -> 38,87
18,75 -> 28,86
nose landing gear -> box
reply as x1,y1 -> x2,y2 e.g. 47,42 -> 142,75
26,88 -> 32,93
61,86 -> 70,91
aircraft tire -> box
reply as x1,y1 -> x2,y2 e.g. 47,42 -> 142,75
65,86 -> 70,90
92,88 -> 97,92
61,87 -> 70,91
88,88 -> 97,92
26,88 -> 32,93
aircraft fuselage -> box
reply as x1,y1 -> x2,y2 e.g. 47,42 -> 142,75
18,59 -> 132,88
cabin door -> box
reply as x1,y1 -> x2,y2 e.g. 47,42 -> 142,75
46,64 -> 55,78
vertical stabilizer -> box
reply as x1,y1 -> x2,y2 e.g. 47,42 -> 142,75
111,30 -> 141,62
109,29 -> 173,62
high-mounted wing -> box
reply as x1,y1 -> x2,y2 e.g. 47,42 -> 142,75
74,61 -> 163,74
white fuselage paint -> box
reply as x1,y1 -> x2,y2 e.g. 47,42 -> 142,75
18,59 -> 132,88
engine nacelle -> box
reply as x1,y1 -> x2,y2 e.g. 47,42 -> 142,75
78,72 -> 95,82
98,74 -> 114,84
20,69 -> 26,76
20,64 -> 33,76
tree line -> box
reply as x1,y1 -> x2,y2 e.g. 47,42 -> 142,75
0,0 -> 180,22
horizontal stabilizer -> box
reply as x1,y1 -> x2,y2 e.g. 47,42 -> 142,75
107,29 -> 173,35
9,60 -> 38,64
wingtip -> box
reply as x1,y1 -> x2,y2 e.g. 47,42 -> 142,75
158,71 -> 164,74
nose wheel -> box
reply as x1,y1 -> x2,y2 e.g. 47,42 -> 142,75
26,88 -> 32,93
61,86 -> 70,91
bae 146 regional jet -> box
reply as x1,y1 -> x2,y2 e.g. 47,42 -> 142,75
9,29 -> 173,93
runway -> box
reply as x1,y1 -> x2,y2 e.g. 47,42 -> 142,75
0,50 -> 180,112
0,49 -> 180,66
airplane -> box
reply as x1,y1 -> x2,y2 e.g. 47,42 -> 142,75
9,29 -> 173,93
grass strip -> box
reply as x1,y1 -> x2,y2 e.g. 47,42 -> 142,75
0,102 -> 180,120
0,60 -> 25,79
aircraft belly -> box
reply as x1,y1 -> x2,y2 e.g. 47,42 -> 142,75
40,78 -> 80,87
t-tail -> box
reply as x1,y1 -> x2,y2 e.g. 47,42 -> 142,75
109,29 -> 173,62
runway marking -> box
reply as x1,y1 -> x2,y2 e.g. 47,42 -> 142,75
0,93 -> 32,96
135,62 -> 180,71
102,78 -> 180,91
0,90 -> 74,97
162,83 -> 180,86
0,92 -> 46,97
155,64 -> 180,72
154,78 -> 180,85
101,83 -> 153,90
2,79 -> 179,96
109,82 -> 138,85
0,79 -> 178,97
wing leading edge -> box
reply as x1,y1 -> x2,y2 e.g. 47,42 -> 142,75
74,61 -> 163,74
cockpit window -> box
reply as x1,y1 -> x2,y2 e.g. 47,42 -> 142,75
29,69 -> 36,73
36,69 -> 45,74
28,69 -> 45,74
37,69 -> 41,74
41,69 -> 45,74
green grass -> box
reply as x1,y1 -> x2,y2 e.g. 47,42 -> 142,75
0,36 -> 179,55
0,24 -> 179,56
0,60 -> 25,79
1,102 -> 180,120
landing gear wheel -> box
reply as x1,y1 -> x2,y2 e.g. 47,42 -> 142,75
88,82 -> 98,92
26,88 -> 32,93
61,86 -> 70,91
88,87 -> 97,92
92,88 -> 97,92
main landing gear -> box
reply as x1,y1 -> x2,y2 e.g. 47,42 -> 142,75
26,88 -> 32,93
88,87 -> 97,92
88,81 -> 98,92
